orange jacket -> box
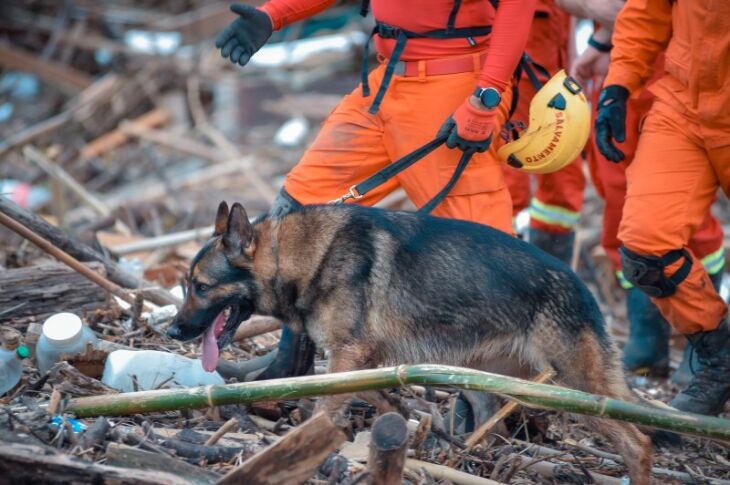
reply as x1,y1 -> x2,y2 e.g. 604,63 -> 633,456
604,0 -> 730,140
261,0 -> 536,91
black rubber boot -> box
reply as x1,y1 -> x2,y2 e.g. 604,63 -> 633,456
255,325 -> 316,380
671,319 -> 730,416
622,287 -> 671,376
671,266 -> 725,386
528,228 -> 575,266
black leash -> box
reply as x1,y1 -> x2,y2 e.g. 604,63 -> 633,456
331,133 -> 474,214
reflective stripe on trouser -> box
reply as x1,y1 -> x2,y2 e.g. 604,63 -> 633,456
283,57 -> 514,234
528,197 -> 581,230
618,99 -> 730,334
616,247 -> 726,290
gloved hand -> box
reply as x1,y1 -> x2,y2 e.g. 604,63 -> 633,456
440,97 -> 497,155
215,4 -> 273,66
595,84 -> 629,162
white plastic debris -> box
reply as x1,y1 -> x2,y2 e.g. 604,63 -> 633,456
274,116 -> 310,148
101,349 -> 224,392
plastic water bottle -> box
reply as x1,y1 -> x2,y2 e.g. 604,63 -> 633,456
101,350 -> 225,392
35,313 -> 98,375
0,345 -> 29,396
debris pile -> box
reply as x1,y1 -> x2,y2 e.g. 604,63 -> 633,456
1,1 -> 729,483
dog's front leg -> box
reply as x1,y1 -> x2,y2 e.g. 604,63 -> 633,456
314,343 -> 375,428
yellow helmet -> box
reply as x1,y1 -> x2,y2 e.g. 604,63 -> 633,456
498,70 -> 590,174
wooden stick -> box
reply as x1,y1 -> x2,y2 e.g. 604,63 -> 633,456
0,211 -> 137,306
0,197 -> 181,308
404,459 -> 500,485
506,453 -> 622,485
0,41 -> 92,94
119,122 -> 227,162
204,418 -> 239,447
217,412 -> 346,485
234,316 -> 282,342
0,111 -> 71,157
464,368 -> 555,450
111,225 -> 215,256
367,413 -> 408,485
80,109 -> 171,161
23,145 -> 131,235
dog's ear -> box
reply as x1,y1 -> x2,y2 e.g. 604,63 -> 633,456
213,201 -> 229,237
223,202 -> 255,258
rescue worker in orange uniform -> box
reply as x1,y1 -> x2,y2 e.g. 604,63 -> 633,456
501,0 -> 585,265
595,0 -> 730,415
558,1 -> 726,383
214,0 -> 537,379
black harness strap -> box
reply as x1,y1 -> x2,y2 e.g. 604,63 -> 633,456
362,23 -> 492,114
359,0 -> 492,114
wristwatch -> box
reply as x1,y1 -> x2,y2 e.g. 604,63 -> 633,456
473,86 -> 501,110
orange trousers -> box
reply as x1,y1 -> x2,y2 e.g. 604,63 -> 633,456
284,56 -> 514,234
618,99 -> 729,334
502,8 -> 585,234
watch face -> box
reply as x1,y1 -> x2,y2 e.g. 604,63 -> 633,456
480,88 -> 501,109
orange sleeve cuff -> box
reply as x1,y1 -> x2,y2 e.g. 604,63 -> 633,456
603,69 -> 644,94
260,0 -> 337,31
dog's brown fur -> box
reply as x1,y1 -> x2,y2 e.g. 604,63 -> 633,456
169,202 -> 653,484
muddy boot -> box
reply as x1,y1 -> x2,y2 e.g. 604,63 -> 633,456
671,267 -> 724,387
528,228 -> 575,266
622,287 -> 671,376
670,319 -> 730,415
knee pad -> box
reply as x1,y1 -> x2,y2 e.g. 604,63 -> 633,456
619,246 -> 692,298
269,187 -> 302,218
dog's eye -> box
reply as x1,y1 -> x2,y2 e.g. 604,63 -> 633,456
196,283 -> 209,293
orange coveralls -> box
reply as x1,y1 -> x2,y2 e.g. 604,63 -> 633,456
262,0 -> 536,234
585,56 -> 726,289
605,0 -> 730,334
502,0 -> 585,234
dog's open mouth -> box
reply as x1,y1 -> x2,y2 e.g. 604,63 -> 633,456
201,305 -> 242,372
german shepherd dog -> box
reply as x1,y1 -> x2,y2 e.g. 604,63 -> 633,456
168,201 -> 652,484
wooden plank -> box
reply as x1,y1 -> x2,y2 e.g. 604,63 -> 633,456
0,42 -> 92,94
80,109 -> 171,160
106,443 -> 220,485
217,412 -> 347,485
0,440 -> 183,484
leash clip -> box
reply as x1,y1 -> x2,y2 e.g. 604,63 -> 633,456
329,185 -> 364,205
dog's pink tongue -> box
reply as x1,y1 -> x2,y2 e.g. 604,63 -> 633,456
201,325 -> 219,372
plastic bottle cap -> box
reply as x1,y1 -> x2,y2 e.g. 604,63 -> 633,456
16,345 -> 29,359
42,312 -> 83,345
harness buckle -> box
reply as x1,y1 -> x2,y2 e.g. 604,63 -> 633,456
376,23 -> 402,39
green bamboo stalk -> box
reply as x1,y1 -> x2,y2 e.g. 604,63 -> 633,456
66,364 -> 730,441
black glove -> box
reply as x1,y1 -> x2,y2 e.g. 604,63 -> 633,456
595,84 -> 629,162
438,118 -> 493,157
215,4 -> 273,67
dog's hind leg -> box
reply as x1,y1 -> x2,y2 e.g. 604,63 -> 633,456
545,330 -> 653,485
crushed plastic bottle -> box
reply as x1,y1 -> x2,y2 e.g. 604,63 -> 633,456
101,349 -> 225,392
0,345 -> 29,396
36,313 -> 98,375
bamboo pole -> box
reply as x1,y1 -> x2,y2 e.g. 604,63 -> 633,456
65,365 -> 730,441
464,368 -> 555,450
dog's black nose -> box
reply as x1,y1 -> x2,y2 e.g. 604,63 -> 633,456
166,324 -> 181,340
